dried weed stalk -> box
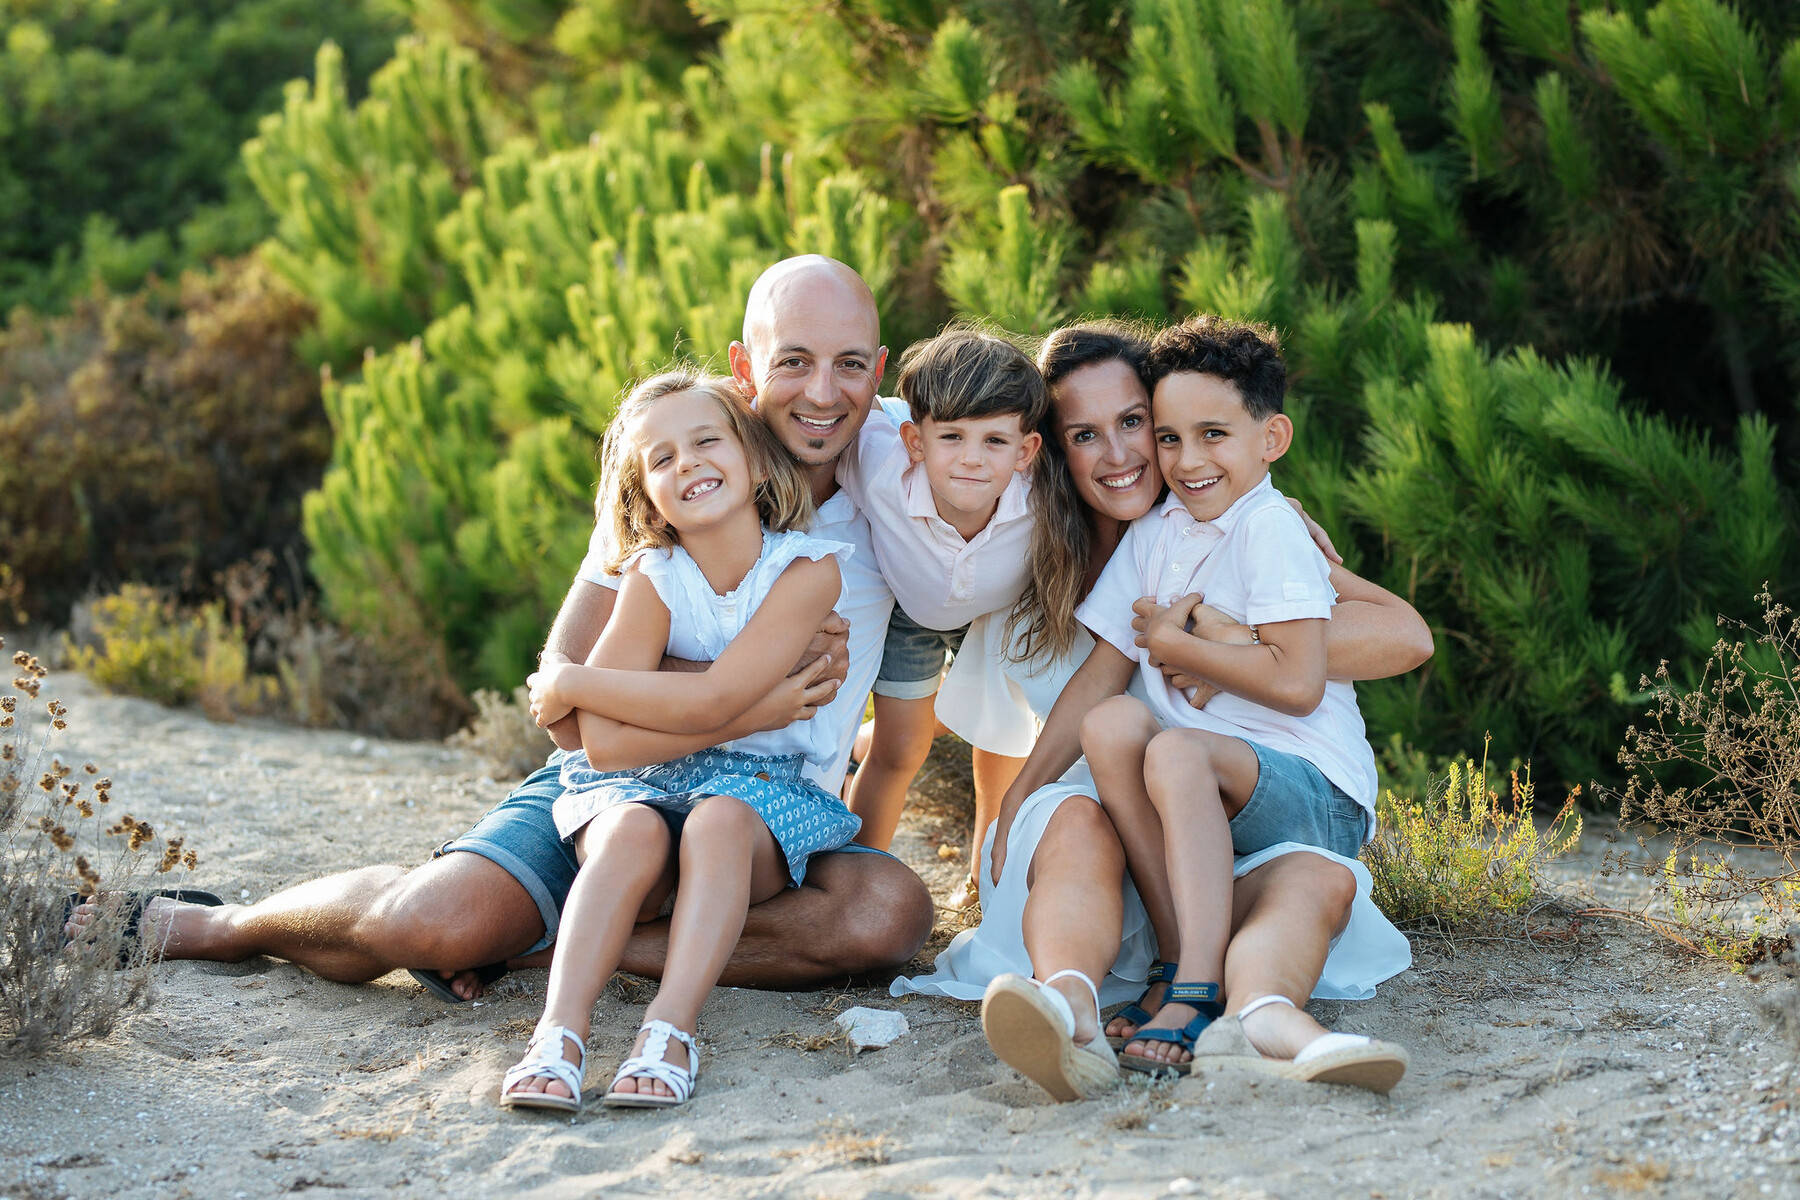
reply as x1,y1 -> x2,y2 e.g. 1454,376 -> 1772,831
1604,587 -> 1800,965
449,686 -> 550,779
1,635 -> 200,1055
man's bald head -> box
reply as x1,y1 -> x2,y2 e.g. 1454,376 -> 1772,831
741,255 -> 879,352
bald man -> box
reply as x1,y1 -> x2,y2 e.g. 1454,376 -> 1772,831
111,257 -> 934,995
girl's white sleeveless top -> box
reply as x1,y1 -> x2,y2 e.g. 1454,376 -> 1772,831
625,528 -> 853,767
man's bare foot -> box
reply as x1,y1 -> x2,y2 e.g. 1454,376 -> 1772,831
63,893 -> 230,959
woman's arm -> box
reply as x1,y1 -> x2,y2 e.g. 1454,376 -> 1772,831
1322,563 -> 1434,679
546,557 -> 841,735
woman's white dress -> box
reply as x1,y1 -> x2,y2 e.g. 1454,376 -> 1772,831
891,611 -> 1412,1006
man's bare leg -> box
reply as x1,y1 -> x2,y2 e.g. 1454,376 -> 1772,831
600,847 -> 933,989
71,851 -> 546,992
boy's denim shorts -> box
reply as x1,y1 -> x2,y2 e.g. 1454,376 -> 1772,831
435,759 -> 900,953
1228,740 -> 1369,860
873,605 -> 968,701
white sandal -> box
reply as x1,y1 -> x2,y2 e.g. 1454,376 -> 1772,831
1195,994 -> 1409,1094
603,1018 -> 700,1109
981,969 -> 1120,1102
499,1024 -> 587,1113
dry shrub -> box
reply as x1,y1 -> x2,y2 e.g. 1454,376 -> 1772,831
1365,743 -> 1582,928
1,635 -> 200,1056
1603,587 -> 1800,965
0,257 -> 327,624
449,686 -> 551,778
64,584 -> 275,719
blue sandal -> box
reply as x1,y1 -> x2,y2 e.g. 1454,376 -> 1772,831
1105,960 -> 1175,1047
1120,982 -> 1224,1076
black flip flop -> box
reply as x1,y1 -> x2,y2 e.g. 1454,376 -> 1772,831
62,887 -> 226,965
408,962 -> 509,1003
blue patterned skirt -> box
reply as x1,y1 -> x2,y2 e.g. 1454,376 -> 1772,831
550,747 -> 863,886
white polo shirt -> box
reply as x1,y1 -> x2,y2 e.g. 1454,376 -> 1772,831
576,489 -> 895,792
834,405 -> 1034,632
1075,476 -> 1378,813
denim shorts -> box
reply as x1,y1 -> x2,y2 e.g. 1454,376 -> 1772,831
874,605 -> 968,700
1228,740 -> 1369,860
436,759 -> 901,953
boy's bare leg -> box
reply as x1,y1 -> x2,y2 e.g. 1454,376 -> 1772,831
1078,695 -> 1174,1035
1223,852 -> 1357,1058
92,850 -> 546,986
1020,798 -> 1125,1046
846,692 -> 939,849
1125,728 -> 1261,1067
951,747 -> 1025,907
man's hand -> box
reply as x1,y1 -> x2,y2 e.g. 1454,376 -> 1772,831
751,654 -> 842,731
792,612 -> 850,688
1288,497 -> 1343,564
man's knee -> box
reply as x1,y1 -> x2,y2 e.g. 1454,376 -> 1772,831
359,852 -> 542,969
809,854 -> 932,973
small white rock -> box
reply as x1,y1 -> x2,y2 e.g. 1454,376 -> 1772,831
834,1006 -> 908,1051
1168,1179 -> 1200,1195
239,889 -> 250,900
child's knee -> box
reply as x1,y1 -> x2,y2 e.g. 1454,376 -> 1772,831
683,794 -> 760,841
1143,730 -> 1226,801
1080,694 -> 1156,756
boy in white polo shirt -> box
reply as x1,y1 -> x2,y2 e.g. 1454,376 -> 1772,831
836,326 -> 1076,859
992,314 -> 1402,1088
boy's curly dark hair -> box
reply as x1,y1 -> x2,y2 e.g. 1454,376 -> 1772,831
1144,315 -> 1287,419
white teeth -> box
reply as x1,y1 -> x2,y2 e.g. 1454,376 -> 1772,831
1099,467 -> 1146,490
1180,477 -> 1219,492
682,479 -> 721,501
796,416 -> 839,431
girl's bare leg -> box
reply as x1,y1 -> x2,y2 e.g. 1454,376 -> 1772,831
511,805 -> 675,1101
846,693 -> 939,849
1125,728 -> 1260,1067
610,795 -> 789,1099
1224,851 -> 1357,1057
1078,694 -> 1172,1039
1020,797 -> 1125,1045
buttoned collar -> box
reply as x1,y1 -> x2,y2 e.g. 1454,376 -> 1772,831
1156,473 -> 1275,537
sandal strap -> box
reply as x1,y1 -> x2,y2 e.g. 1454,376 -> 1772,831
612,1019 -> 700,1102
1146,960 -> 1177,985
1041,969 -> 1103,1026
1164,981 -> 1223,1015
1235,993 -> 1297,1021
502,1025 -> 586,1097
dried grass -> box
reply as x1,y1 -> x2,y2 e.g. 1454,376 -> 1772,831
1,635 -> 201,1055
448,686 -> 551,779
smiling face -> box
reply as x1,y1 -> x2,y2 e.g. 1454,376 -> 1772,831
729,259 -> 887,477
901,412 -> 1041,531
634,388 -> 761,538
1050,358 -> 1161,524
1152,371 -> 1293,522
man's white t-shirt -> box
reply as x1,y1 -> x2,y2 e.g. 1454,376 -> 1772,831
1075,476 -> 1379,816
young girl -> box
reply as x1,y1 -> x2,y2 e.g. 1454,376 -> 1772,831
499,371 -> 861,1113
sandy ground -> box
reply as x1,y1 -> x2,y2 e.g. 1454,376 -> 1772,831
3,665 -> 1799,1200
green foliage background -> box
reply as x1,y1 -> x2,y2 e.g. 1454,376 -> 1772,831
5,0 -> 1800,789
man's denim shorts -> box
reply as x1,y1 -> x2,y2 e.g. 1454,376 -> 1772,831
873,605 -> 968,701
436,759 -> 901,954
1228,740 -> 1369,860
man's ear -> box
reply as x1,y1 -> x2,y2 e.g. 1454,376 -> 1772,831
728,342 -> 757,398
1015,430 -> 1043,471
1262,413 -> 1294,463
873,345 -> 890,383
899,420 -> 926,464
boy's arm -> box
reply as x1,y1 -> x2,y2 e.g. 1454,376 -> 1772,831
988,639 -> 1136,883
549,558 -> 841,735
1139,596 -> 1327,717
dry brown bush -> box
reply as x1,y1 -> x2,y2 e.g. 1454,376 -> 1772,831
0,635 -> 199,1056
449,686 -> 551,779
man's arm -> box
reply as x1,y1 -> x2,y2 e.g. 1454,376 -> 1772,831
539,579 -> 617,750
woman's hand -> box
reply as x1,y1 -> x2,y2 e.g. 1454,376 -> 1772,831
750,654 -> 841,732
527,659 -> 576,729
1288,497 -> 1343,564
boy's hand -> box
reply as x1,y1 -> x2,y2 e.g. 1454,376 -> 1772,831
1163,600 -> 1256,707
1133,594 -> 1205,663
1288,497 -> 1343,564
793,612 -> 850,688
527,659 -> 576,730
753,654 -> 841,731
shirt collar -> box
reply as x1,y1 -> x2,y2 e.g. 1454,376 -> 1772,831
1156,473 -> 1275,536
902,463 -> 1031,527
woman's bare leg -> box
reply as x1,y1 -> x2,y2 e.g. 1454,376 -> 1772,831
1020,797 -> 1125,1045
1224,852 -> 1357,1057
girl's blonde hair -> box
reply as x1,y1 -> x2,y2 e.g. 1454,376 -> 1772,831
597,370 -> 814,575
